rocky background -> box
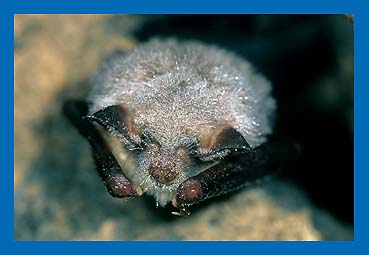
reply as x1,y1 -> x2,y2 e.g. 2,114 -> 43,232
14,15 -> 353,240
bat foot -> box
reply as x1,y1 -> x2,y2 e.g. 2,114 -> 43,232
171,196 -> 192,216
171,208 -> 191,217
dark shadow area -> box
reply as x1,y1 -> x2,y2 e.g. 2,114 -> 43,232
130,15 -> 354,224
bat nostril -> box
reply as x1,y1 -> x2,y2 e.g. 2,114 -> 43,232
149,157 -> 178,184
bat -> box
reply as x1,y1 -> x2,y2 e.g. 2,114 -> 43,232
63,38 -> 299,216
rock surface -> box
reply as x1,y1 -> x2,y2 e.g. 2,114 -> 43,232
14,15 -> 353,240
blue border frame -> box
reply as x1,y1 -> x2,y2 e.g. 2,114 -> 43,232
3,0 -> 368,254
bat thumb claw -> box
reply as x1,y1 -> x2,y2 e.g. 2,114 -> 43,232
135,186 -> 144,196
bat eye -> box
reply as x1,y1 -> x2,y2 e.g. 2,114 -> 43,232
141,129 -> 161,152
196,126 -> 251,161
147,142 -> 161,152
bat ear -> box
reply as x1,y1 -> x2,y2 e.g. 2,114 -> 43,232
197,126 -> 251,161
212,127 -> 250,151
84,105 -> 142,150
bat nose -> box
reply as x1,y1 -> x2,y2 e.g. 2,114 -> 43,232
149,157 -> 178,184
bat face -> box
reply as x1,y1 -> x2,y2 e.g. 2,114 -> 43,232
64,38 -> 291,214
87,103 -> 252,206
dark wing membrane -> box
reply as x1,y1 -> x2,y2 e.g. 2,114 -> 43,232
62,100 -> 141,197
174,138 -> 301,214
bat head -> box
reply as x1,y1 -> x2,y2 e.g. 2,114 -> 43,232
85,103 -> 251,206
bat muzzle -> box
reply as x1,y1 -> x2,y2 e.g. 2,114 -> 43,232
148,156 -> 179,185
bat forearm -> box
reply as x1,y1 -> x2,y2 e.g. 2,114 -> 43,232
63,100 -> 141,198
173,141 -> 300,214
